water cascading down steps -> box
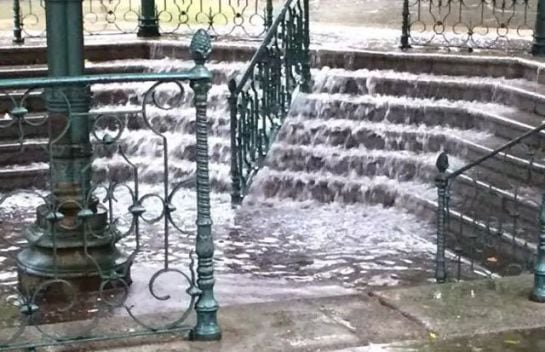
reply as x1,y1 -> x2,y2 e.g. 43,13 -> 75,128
1,53 -> 545,287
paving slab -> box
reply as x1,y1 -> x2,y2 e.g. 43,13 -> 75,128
371,274 -> 545,340
34,294 -> 424,352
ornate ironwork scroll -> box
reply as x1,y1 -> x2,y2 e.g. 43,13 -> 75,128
229,0 -> 311,204
434,123 -> 545,282
8,0 -> 273,41
402,0 -> 537,51
0,29 -> 220,350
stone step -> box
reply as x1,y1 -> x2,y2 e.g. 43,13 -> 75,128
277,117 -> 545,187
265,144 -> 540,229
102,131 -> 231,164
0,59 -> 244,84
0,139 -> 48,166
268,143 -> 438,182
0,164 -> 49,191
313,69 -> 545,118
0,107 -> 231,142
0,158 -> 231,192
93,157 -> 231,192
293,93 -> 545,148
249,166 -> 433,205
0,83 -> 230,114
278,117 -> 495,154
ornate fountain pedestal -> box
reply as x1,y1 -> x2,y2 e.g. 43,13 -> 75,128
16,0 -> 131,298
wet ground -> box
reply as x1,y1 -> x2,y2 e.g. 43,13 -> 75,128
413,329 -> 545,352
0,185 -> 481,327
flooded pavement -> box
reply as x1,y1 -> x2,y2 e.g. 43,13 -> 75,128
378,328 -> 545,352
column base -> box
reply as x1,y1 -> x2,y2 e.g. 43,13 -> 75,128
16,205 -> 132,299
530,270 -> 545,302
17,246 -> 132,299
137,19 -> 160,38
532,39 -> 545,56
190,324 -> 222,341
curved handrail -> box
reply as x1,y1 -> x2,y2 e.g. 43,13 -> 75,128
433,121 -> 545,283
229,0 -> 311,204
446,122 -> 545,180
232,0 -> 294,95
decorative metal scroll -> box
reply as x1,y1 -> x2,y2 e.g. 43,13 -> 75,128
229,0 -> 310,204
401,0 -> 537,51
0,30 -> 219,350
7,0 -> 274,41
434,123 -> 545,282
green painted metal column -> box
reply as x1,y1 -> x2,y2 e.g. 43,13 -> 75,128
435,152 -> 449,283
533,0 -> 545,56
265,0 -> 273,30
13,0 -> 24,44
17,0 -> 128,294
137,0 -> 160,37
189,30 -> 221,341
531,194 -> 545,302
301,0 -> 311,93
400,0 -> 411,49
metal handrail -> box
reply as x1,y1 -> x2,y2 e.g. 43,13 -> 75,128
229,0 -> 311,204
434,121 -> 545,283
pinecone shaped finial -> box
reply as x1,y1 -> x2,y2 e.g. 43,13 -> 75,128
190,29 -> 212,65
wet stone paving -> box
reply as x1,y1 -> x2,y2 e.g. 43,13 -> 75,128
0,186 -> 464,297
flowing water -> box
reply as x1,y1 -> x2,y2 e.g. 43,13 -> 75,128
0,59 -> 520,320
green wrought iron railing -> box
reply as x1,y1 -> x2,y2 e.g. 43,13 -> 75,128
5,0 -> 275,43
434,122 -> 545,284
228,0 -> 311,204
0,30 -> 221,350
400,0 -> 538,52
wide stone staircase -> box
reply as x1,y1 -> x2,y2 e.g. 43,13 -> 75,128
1,45 -> 544,282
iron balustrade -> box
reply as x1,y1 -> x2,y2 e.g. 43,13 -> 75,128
0,30 -> 221,350
401,0 -> 538,52
6,0 -> 275,42
228,0 -> 311,204
433,122 -> 545,286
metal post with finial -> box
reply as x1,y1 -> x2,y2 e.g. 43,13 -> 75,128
189,29 -> 221,341
435,152 -> 449,283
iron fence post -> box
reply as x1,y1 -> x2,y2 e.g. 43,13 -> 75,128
531,194 -> 545,302
229,79 -> 242,205
533,0 -> 545,55
189,30 -> 221,341
13,0 -> 24,44
266,0 -> 274,30
137,0 -> 159,37
401,0 -> 411,49
301,0 -> 311,93
435,152 -> 449,283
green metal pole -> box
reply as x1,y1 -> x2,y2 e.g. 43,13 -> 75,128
301,0 -> 311,93
533,0 -> 545,55
265,0 -> 273,30
13,0 -> 24,44
137,0 -> 159,37
400,0 -> 411,49
17,0 -> 127,294
435,152 -> 449,283
229,79 -> 242,205
189,30 -> 221,341
531,194 -> 545,302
